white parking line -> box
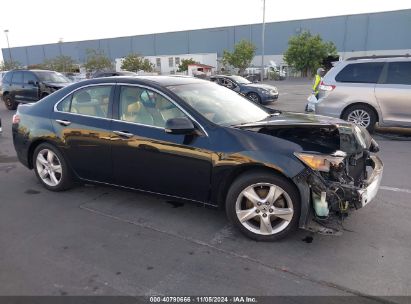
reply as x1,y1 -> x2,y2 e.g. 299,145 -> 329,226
380,186 -> 411,194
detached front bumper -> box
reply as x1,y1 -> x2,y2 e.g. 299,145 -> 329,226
358,155 -> 383,207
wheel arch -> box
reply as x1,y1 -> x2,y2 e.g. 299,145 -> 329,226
341,102 -> 380,123
27,139 -> 61,169
214,164 -> 300,209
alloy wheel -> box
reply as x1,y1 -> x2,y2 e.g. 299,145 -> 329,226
35,149 -> 63,187
248,93 -> 260,103
235,183 -> 294,235
347,109 -> 371,128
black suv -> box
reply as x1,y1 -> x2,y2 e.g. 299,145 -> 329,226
1,70 -> 72,110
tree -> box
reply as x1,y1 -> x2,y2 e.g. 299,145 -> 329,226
121,53 -> 154,72
177,58 -> 197,72
284,31 -> 338,77
0,60 -> 21,70
222,40 -> 256,74
42,55 -> 77,72
83,49 -> 113,72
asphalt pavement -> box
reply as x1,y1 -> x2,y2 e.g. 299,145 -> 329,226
0,79 -> 410,301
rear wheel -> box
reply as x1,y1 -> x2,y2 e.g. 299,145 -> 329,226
4,94 -> 17,110
33,143 -> 73,191
247,92 -> 261,104
225,171 -> 300,241
342,104 -> 377,133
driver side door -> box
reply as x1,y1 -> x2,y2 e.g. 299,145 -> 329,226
110,84 -> 213,203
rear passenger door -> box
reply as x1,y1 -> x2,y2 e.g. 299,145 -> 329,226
375,61 -> 411,126
11,71 -> 25,102
52,84 -> 114,182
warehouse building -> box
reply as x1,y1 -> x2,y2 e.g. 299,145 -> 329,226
2,9 -> 411,73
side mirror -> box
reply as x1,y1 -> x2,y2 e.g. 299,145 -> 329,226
165,117 -> 195,135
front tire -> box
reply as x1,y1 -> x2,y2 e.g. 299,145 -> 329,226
342,104 -> 377,133
4,94 -> 17,110
226,171 -> 300,241
33,143 -> 73,191
247,92 -> 261,104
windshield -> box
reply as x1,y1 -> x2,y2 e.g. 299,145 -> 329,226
35,71 -> 71,83
168,82 -> 270,126
229,76 -> 251,84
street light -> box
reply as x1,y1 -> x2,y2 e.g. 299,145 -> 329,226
4,29 -> 13,63
261,0 -> 266,82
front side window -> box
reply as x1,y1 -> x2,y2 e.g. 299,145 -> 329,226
23,72 -> 38,84
335,62 -> 384,84
56,86 -> 112,118
119,86 -> 186,128
228,76 -> 251,84
12,71 -> 23,84
168,82 -> 270,126
385,62 -> 411,85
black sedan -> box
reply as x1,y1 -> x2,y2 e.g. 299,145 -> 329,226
210,75 -> 278,104
12,76 -> 383,241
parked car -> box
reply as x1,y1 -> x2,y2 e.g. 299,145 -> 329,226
1,70 -> 72,110
92,71 -> 137,78
316,55 -> 411,132
12,76 -> 382,241
210,75 -> 279,105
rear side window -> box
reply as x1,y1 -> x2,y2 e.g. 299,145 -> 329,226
56,86 -> 113,118
385,62 -> 411,85
335,62 -> 384,84
11,71 -> 24,84
2,72 -> 12,84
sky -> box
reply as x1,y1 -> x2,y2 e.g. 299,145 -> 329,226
0,0 -> 410,60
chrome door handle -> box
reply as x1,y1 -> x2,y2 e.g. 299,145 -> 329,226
56,119 -> 71,126
113,130 -> 133,138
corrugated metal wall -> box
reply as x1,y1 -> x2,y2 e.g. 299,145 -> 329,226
3,9 -> 411,66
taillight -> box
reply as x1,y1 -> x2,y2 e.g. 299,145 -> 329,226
319,81 -> 336,91
12,114 -> 20,124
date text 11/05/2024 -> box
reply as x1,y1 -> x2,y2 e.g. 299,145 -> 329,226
149,296 -> 257,303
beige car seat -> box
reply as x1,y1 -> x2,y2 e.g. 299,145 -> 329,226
122,99 -> 154,125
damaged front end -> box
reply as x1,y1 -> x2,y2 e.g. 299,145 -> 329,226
242,117 -> 383,235
289,124 -> 383,235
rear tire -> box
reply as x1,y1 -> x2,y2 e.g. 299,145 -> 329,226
342,104 -> 377,133
225,171 -> 300,241
4,94 -> 17,110
33,143 -> 73,191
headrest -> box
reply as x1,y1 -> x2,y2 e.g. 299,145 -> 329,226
127,102 -> 141,113
76,91 -> 91,103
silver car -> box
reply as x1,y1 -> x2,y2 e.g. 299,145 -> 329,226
315,56 -> 411,132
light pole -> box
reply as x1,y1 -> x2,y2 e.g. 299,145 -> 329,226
4,29 -> 12,64
261,0 -> 266,82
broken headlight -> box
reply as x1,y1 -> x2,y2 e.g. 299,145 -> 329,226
294,151 -> 346,172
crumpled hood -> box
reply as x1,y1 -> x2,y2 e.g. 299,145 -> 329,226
235,112 -> 350,127
234,112 -> 373,154
244,83 -> 277,91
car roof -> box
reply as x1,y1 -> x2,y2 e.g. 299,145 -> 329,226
342,57 -> 411,64
77,75 -> 206,87
11,69 -> 56,73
